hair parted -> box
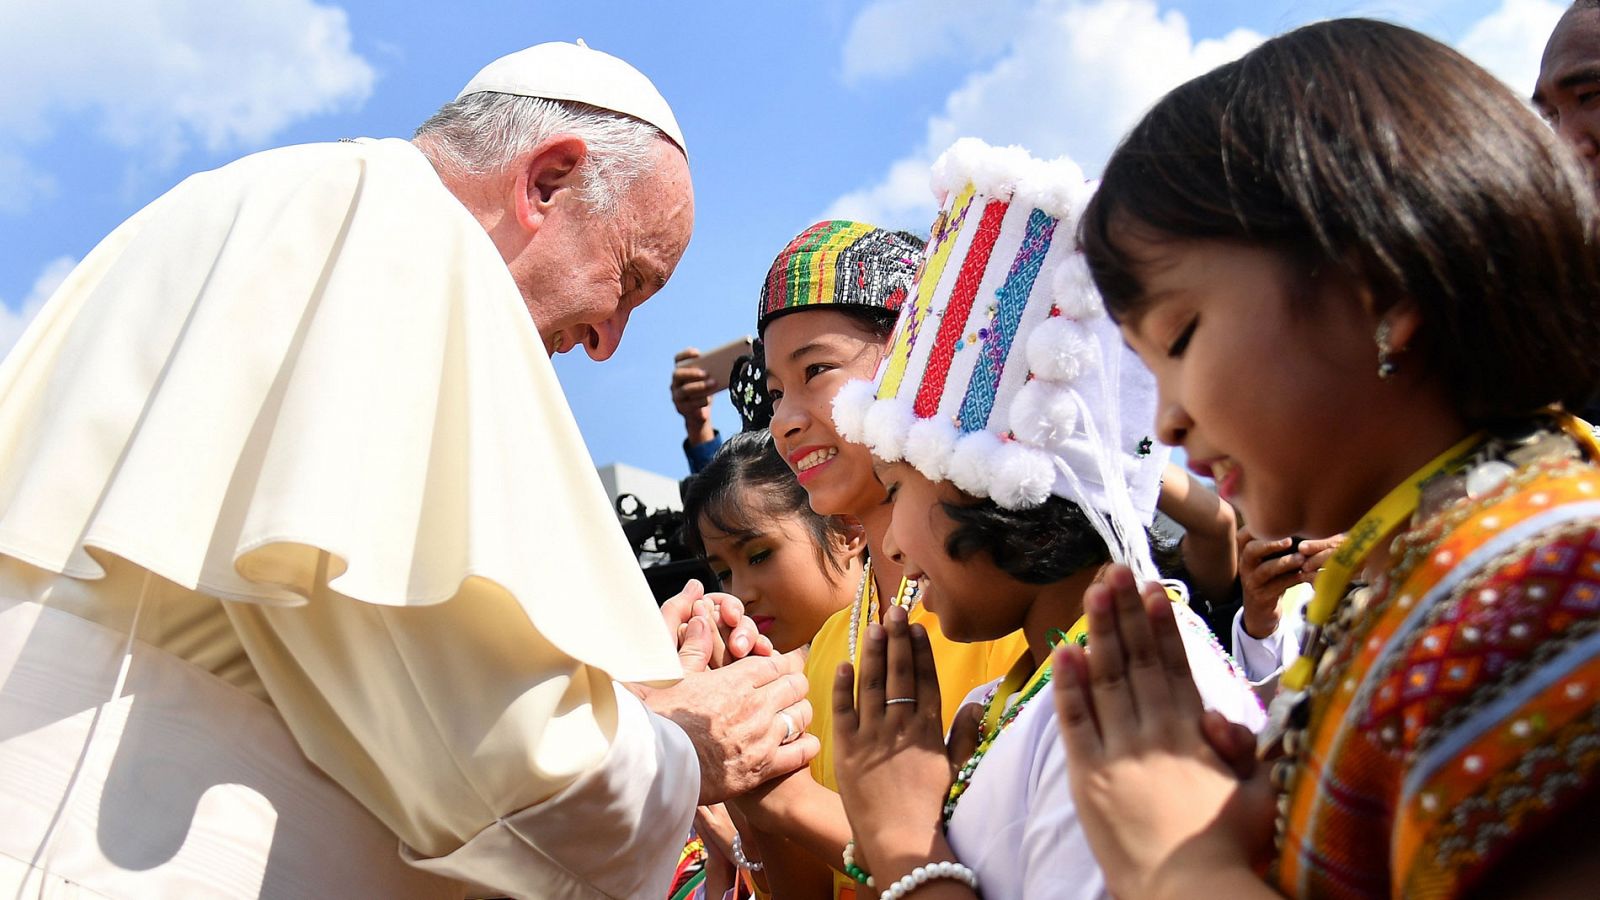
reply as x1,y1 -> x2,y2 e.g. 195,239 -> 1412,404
682,429 -> 855,581
414,92 -> 664,216
1080,17 -> 1600,422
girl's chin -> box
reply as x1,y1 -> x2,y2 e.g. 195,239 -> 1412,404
803,481 -> 874,518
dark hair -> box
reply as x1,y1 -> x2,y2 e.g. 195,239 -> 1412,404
941,494 -> 1183,585
744,305 -> 900,430
1080,18 -> 1600,422
682,429 -> 854,579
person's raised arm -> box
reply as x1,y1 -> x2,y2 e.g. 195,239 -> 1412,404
672,347 -> 722,472
1157,463 -> 1238,606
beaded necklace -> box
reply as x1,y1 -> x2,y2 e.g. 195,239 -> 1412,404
942,621 -> 1082,823
846,558 -> 922,665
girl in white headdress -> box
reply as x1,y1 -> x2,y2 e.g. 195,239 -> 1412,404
824,139 -> 1263,900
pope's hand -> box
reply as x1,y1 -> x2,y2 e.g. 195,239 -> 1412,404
643,622 -> 818,805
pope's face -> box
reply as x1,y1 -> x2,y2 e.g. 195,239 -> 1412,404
514,139 -> 694,361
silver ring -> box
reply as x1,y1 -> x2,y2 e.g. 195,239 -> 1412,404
885,697 -> 917,706
777,710 -> 799,744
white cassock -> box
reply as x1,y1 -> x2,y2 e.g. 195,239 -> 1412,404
0,137 -> 697,899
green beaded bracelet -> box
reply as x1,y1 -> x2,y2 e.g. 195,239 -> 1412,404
842,840 -> 875,888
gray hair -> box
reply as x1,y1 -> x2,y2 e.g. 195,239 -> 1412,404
414,92 -> 663,216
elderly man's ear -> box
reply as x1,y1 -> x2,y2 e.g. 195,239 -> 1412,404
513,134 -> 588,234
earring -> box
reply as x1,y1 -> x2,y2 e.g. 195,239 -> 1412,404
1376,320 -> 1398,380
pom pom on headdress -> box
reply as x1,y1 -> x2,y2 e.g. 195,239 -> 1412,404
832,379 -> 877,443
904,416 -> 962,481
947,430 -> 1003,498
1009,379 -> 1079,450
989,443 -> 1055,509
1025,316 -> 1096,384
1049,255 -> 1104,321
862,397 -> 917,462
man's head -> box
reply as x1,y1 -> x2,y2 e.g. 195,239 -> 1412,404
1536,1 -> 1600,189
415,44 -> 695,361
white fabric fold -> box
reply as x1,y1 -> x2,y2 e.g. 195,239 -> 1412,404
0,137 -> 681,686
399,684 -> 698,899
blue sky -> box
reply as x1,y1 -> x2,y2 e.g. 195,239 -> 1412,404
0,0 -> 1565,478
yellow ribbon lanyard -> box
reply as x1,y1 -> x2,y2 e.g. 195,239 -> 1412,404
976,582 -> 1192,732
1280,430 -> 1486,692
980,615 -> 1086,735
1560,413 -> 1600,459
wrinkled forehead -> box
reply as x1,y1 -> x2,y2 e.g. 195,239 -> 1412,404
629,143 -> 695,264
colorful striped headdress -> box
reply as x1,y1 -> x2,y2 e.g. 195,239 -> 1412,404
756,221 -> 924,335
833,139 -> 1169,582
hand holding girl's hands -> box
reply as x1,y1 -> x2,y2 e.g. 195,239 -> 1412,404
1052,565 -> 1276,900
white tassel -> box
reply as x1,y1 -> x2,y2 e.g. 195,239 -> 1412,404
862,397 -> 917,462
1009,379 -> 1079,450
904,415 -> 961,482
1050,255 -> 1104,321
831,379 -> 877,443
989,443 -> 1055,509
1025,316 -> 1096,384
947,430 -> 1002,498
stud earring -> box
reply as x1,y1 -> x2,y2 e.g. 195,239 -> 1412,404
1376,320 -> 1398,380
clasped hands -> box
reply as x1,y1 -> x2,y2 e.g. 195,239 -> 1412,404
1052,565 -> 1276,899
830,606 -> 976,882
639,579 -> 818,805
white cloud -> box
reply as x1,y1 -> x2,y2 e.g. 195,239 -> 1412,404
827,0 -> 1263,229
0,257 -> 76,362
829,0 -> 1576,230
0,152 -> 56,215
1456,0 -> 1566,97
841,0 -> 1030,82
0,0 -> 374,206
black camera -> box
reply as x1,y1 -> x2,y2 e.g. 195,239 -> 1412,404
614,493 -> 716,605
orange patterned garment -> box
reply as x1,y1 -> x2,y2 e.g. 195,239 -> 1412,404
1276,455 -> 1600,898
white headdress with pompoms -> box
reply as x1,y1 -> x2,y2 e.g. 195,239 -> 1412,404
833,138 -> 1169,582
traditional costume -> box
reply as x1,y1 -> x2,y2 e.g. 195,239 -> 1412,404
732,220 -> 1027,900
832,138 -> 1266,899
0,43 -> 699,898
1264,418 -> 1600,898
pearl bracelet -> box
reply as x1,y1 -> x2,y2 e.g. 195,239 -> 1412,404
877,860 -> 979,899
731,834 -> 764,872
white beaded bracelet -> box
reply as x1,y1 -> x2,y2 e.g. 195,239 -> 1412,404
731,834 -> 764,872
877,860 -> 979,899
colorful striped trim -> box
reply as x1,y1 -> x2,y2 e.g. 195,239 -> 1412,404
879,185 -> 975,401
765,221 -> 871,317
957,208 -> 1057,431
913,198 -> 1008,419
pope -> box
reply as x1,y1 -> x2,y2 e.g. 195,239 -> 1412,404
0,41 -> 814,898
